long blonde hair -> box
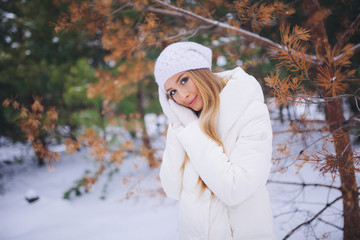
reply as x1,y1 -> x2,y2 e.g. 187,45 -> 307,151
181,68 -> 226,192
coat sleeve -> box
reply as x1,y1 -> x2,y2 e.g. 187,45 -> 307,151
176,101 -> 272,206
159,123 -> 186,200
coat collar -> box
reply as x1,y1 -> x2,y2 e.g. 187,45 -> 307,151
214,67 -> 264,140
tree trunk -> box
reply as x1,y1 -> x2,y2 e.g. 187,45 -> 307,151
35,136 -> 46,166
326,99 -> 360,239
136,83 -> 159,168
303,0 -> 360,238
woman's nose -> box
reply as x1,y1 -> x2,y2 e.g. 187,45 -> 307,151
178,89 -> 189,100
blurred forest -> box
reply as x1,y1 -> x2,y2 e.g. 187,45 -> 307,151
1,0 -> 360,239
1,0 -> 102,136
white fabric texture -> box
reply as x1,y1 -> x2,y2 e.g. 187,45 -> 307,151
154,42 -> 212,93
159,67 -> 276,240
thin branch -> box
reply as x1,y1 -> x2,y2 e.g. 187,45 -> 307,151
320,89 -> 360,101
147,6 -> 184,17
150,0 -> 322,65
279,89 -> 360,106
353,43 -> 360,52
355,95 -> 360,112
273,209 -> 309,219
283,196 -> 342,240
164,25 -> 213,42
270,96 -> 333,106
334,43 -> 360,62
303,94 -> 358,105
353,88 -> 360,112
339,130 -> 359,157
267,180 -> 341,190
272,127 -> 325,135
106,2 -> 131,17
287,0 -> 302,6
334,13 -> 360,51
271,118 -> 359,171
296,119 -> 359,159
272,125 -> 326,134
317,218 -> 343,231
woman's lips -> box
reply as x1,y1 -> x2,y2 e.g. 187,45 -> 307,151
188,95 -> 197,106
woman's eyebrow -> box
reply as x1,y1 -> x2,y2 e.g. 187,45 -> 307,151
165,73 -> 185,92
165,87 -> 172,93
176,73 -> 185,83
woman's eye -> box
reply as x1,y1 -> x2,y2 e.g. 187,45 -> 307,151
170,90 -> 176,96
181,77 -> 188,85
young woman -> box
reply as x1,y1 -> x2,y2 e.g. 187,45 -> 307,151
154,41 -> 275,240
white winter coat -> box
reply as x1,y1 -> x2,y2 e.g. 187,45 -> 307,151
159,67 -> 276,240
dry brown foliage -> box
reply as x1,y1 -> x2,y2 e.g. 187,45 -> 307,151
234,0 -> 294,31
62,112 -> 160,189
3,97 -> 60,167
64,138 -> 81,154
266,23 -> 359,176
52,3 -> 360,159
51,0 -> 360,183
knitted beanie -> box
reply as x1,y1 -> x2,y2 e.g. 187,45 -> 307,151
154,41 -> 212,92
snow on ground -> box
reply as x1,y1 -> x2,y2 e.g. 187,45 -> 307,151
0,103 -> 358,240
0,147 -> 179,240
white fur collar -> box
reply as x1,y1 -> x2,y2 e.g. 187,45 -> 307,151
214,67 -> 264,140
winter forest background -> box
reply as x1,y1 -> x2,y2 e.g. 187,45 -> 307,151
1,0 -> 359,239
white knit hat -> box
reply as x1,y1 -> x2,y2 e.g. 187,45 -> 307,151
154,41 -> 212,92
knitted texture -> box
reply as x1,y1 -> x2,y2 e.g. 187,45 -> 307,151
154,42 -> 212,92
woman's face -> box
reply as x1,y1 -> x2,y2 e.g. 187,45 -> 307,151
164,72 -> 204,111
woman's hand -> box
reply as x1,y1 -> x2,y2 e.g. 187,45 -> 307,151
168,99 -> 197,126
158,88 -> 180,124
158,88 -> 197,127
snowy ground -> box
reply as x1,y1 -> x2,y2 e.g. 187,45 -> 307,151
0,103 -> 358,240
0,145 -> 179,240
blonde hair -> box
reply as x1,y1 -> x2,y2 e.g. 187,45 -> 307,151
181,68 -> 226,192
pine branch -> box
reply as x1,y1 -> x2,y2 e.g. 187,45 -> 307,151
283,196 -> 342,240
334,13 -> 360,51
282,43 -> 324,97
150,0 -> 321,65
